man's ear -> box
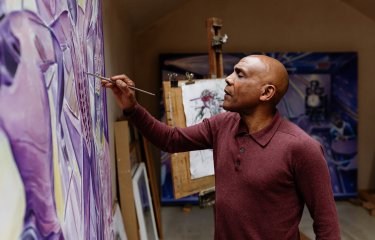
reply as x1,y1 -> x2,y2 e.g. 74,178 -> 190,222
260,84 -> 276,102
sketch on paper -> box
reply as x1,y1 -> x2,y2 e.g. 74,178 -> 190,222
182,80 -> 226,179
0,0 -> 112,239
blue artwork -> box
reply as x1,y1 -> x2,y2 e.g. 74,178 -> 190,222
160,52 -> 358,201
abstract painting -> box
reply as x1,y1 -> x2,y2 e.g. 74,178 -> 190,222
181,80 -> 226,179
160,52 -> 357,202
0,0 -> 112,239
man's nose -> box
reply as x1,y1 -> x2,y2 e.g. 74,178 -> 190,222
225,74 -> 234,85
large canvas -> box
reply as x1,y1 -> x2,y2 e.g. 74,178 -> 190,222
0,0 -> 112,239
160,52 -> 358,203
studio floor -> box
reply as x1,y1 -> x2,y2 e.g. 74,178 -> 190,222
161,201 -> 375,240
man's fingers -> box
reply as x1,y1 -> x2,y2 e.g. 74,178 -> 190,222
115,80 -> 132,93
103,75 -> 136,97
124,78 -> 135,87
101,80 -> 114,87
109,74 -> 135,90
101,80 -> 123,96
112,86 -> 122,95
110,74 -> 130,81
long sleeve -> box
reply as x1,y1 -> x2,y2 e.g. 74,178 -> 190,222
293,139 -> 340,239
125,104 -> 215,153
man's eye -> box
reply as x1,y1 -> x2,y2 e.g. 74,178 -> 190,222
238,73 -> 244,77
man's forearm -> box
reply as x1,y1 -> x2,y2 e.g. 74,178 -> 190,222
124,104 -> 213,153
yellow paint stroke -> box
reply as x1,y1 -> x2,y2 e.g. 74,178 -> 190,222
23,0 -> 38,12
0,131 -> 26,240
72,150 -> 81,179
102,129 -> 106,150
78,0 -> 86,12
47,89 -> 64,222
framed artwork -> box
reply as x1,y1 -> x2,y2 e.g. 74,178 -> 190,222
114,121 -> 139,240
160,52 -> 358,200
0,0 -> 112,239
112,202 -> 128,240
133,163 -> 159,240
141,137 -> 163,239
130,142 -> 142,175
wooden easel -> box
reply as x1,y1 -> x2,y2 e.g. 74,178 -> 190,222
196,17 -> 228,206
162,18 -> 227,202
163,81 -> 215,199
206,17 -> 227,78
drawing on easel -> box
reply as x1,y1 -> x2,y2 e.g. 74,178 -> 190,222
191,89 -> 223,123
182,80 -> 226,179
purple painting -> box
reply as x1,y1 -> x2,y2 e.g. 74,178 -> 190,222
0,0 -> 112,239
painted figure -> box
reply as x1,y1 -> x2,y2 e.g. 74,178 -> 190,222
192,89 -> 223,123
305,80 -> 326,122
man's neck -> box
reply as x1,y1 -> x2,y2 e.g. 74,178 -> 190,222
240,108 -> 276,134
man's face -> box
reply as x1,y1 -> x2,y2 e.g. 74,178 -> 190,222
223,57 -> 266,113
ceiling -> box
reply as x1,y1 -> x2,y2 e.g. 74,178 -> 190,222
116,0 -> 191,32
115,0 -> 375,33
341,0 -> 375,22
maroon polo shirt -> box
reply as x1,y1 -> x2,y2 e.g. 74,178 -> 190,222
126,104 -> 340,240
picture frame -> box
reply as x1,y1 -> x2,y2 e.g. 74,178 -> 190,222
133,163 -> 159,240
130,142 -> 142,175
114,121 -> 139,240
112,202 -> 128,240
141,137 -> 163,239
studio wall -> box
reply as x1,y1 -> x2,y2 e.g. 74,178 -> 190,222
102,0 -> 136,201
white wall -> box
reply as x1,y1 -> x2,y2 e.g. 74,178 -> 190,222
134,0 -> 375,190
102,0 -> 135,200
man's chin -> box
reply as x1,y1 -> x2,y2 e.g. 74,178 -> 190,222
223,104 -> 233,112
223,102 -> 241,113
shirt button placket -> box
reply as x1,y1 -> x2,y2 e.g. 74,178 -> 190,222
235,160 -> 241,167
235,147 -> 245,171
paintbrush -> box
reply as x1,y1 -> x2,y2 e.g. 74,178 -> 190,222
84,71 -> 155,96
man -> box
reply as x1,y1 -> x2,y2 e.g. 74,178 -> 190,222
103,55 -> 340,239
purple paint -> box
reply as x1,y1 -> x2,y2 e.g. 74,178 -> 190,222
0,1 -> 112,239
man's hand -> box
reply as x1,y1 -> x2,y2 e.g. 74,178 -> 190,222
101,74 -> 137,112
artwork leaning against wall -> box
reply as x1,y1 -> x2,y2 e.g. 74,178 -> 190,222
0,0 -> 112,239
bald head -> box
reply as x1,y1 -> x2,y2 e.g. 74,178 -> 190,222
244,55 -> 289,105
223,55 -> 290,114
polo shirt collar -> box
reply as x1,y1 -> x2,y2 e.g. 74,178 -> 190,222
235,111 -> 282,147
